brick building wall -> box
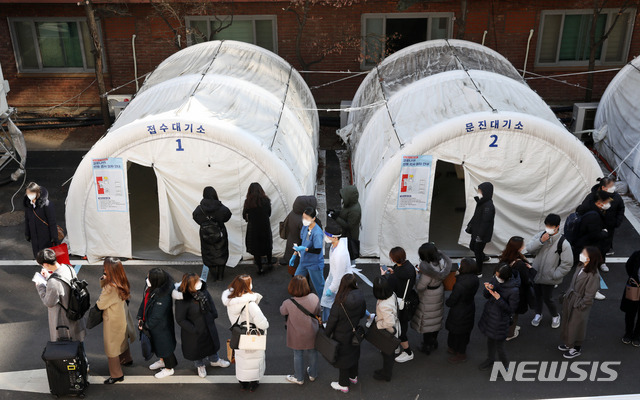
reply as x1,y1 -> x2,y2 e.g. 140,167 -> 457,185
0,0 -> 638,108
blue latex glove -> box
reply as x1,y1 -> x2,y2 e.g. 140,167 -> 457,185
324,289 -> 333,297
289,254 -> 297,267
293,245 -> 306,253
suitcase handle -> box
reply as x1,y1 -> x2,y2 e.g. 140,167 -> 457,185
56,325 -> 71,340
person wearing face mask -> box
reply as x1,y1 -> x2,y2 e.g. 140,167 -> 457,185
526,214 -> 573,329
445,258 -> 479,364
321,223 -> 352,322
478,264 -> 519,371
137,268 -> 177,378
293,208 -> 325,297
465,182 -> 495,277
96,257 -> 136,384
173,273 -> 230,378
499,237 -> 534,341
559,247 -> 602,359
222,275 -> 269,392
577,177 -> 625,272
572,191 -> 613,276
281,196 -> 318,275
242,182 -> 274,275
24,182 -> 59,258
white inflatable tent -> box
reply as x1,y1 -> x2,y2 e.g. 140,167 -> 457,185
339,39 -> 602,263
66,40 -> 319,264
594,57 -> 640,200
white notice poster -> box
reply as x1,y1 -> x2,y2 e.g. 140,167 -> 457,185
397,155 -> 432,210
92,157 -> 128,212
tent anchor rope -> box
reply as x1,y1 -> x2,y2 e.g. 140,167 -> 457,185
270,66 -> 294,150
445,39 -> 498,113
374,66 -> 403,148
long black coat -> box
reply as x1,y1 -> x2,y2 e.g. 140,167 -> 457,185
193,197 -> 232,267
283,196 -> 317,261
24,187 -> 58,257
174,283 -> 220,361
243,197 -> 272,257
621,251 -> 640,313
478,276 -> 519,340
137,278 -> 177,358
510,260 -> 532,315
466,182 -> 495,243
578,184 -> 625,231
325,289 -> 367,369
445,273 -> 479,334
573,201 -> 608,251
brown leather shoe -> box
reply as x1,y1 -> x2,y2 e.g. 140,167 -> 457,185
448,353 -> 467,364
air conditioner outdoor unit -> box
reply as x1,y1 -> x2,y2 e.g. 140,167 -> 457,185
571,102 -> 599,139
107,94 -> 132,118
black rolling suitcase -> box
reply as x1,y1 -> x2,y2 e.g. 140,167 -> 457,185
42,326 -> 89,397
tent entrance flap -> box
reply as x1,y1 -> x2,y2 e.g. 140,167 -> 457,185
428,160 -> 471,257
127,162 -> 198,261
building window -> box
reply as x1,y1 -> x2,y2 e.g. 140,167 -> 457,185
8,18 -> 105,73
361,13 -> 453,68
185,16 -> 277,53
536,9 -> 635,67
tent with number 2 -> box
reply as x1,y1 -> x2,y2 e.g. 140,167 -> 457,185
338,39 -> 602,264
65,41 -> 319,264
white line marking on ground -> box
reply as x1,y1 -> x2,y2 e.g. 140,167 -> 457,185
0,369 -> 290,394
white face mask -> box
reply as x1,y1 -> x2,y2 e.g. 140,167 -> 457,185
302,218 -> 312,227
195,280 -> 203,291
477,192 -> 483,199
545,227 -> 557,235
601,202 -> 611,210
606,185 -> 616,193
520,247 -> 526,254
495,276 -> 504,284
324,236 -> 333,244
146,278 -> 151,287
250,283 -> 253,291
579,253 -> 588,264
27,193 -> 36,200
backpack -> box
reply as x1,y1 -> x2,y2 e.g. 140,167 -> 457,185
199,205 -> 224,243
563,210 -> 597,244
555,235 -> 566,266
51,265 -> 91,321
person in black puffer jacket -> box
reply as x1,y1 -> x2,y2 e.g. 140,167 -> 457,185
478,264 -> 519,371
465,182 -> 495,276
193,186 -> 232,282
445,258 -> 479,364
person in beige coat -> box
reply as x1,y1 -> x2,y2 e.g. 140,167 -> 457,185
559,247 -> 601,359
97,257 -> 136,384
372,275 -> 400,382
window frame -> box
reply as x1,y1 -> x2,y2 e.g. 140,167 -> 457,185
184,15 -> 278,53
360,12 -> 454,70
8,17 -> 106,73
535,8 -> 636,67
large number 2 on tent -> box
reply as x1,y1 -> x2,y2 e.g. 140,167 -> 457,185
176,139 -> 185,151
489,135 -> 498,148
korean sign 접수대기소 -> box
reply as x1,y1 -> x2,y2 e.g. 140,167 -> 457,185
92,157 -> 128,212
398,155 -> 432,210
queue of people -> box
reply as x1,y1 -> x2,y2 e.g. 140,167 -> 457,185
31,175 -> 640,393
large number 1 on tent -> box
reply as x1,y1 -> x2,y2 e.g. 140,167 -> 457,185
489,134 -> 498,148
176,139 -> 185,151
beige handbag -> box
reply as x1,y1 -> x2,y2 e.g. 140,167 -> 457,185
238,304 -> 267,350
625,278 -> 640,302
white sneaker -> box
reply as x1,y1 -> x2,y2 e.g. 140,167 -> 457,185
563,348 -> 581,359
197,365 -> 207,378
395,351 -> 414,363
551,315 -> 561,329
286,375 -> 304,385
506,329 -> 520,341
595,291 -> 606,300
149,359 -> 165,370
210,359 -> 230,368
531,314 -> 542,327
331,381 -> 349,393
307,367 -> 316,382
155,368 -> 174,379
394,346 -> 402,355
365,313 -> 375,328
600,264 -> 609,272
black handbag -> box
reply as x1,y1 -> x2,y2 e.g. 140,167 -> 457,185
315,325 -> 339,364
140,330 -> 153,361
366,320 -> 401,355
229,304 -> 248,349
341,303 -> 366,346
86,304 -> 103,329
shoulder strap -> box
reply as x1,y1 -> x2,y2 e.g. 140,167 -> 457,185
32,208 -> 49,226
199,205 -> 213,222
402,278 -> 410,301
290,298 -> 320,322
232,304 -> 247,326
340,302 -> 356,331
556,235 -> 566,254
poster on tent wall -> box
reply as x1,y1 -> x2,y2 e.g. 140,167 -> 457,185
397,155 -> 432,210
92,157 -> 128,212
